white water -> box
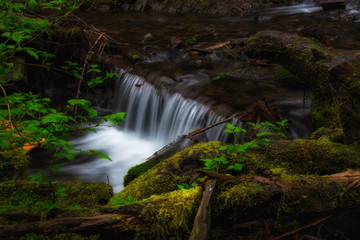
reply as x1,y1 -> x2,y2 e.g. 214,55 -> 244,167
255,0 -> 360,21
60,71 -> 235,192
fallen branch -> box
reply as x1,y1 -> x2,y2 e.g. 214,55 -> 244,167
0,214 -> 138,237
271,216 -> 330,240
189,180 -> 217,240
187,117 -> 234,139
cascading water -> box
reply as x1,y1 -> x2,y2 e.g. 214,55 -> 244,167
113,71 -> 231,143
58,71 -> 236,192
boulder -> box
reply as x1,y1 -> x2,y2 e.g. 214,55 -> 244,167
244,30 -> 360,143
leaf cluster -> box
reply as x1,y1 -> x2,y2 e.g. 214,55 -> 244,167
0,0 -> 126,183
200,120 -> 289,173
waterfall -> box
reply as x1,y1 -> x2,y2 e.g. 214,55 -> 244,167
113,71 -> 234,144
59,71 -> 238,192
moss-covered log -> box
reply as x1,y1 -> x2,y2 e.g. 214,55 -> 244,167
1,169 -> 360,239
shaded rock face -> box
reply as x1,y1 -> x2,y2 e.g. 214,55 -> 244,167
320,0 -> 346,11
244,30 -> 360,143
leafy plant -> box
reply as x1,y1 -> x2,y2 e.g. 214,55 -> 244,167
201,156 -> 228,172
200,120 -> 289,173
177,183 -> 197,190
111,195 -> 134,205
0,0 -> 126,185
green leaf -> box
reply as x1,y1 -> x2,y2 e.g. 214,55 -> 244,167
0,139 -> 10,148
25,49 -> 39,60
256,131 -> 274,137
226,123 -> 235,130
71,204 -> 82,210
82,128 -> 97,133
1,32 -> 11,38
227,163 -> 244,171
132,54 -> 140,63
27,0 -> 37,11
49,163 -> 65,171
42,112 -> 69,124
86,68 -> 102,74
256,139 -> 271,146
55,187 -> 67,197
103,112 -> 126,125
96,153 -> 111,161
64,152 -> 76,161
68,99 -> 97,117
219,145 -> 228,150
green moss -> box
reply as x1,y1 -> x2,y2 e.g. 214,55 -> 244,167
118,141 -> 222,200
265,139 -> 360,175
279,172 -> 328,186
58,181 -> 113,208
310,90 -> 340,129
216,182 -> 273,221
311,127 -> 344,143
0,180 -> 112,219
137,187 -> 202,239
123,160 -> 159,187
0,146 -> 29,182
272,65 -> 301,86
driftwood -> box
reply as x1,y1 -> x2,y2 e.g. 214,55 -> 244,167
189,180 -> 217,240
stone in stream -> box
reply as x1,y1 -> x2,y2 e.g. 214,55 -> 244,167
320,0 -> 346,11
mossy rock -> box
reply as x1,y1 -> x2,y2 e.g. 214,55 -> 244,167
0,146 -> 29,182
123,157 -> 161,187
264,139 -> 360,175
118,141 -> 222,200
0,180 -> 113,220
59,181 -> 113,207
244,31 -> 360,143
136,187 -> 202,239
214,182 -> 277,222
311,127 -> 345,143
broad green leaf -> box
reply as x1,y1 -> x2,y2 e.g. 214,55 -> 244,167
64,152 -> 76,161
0,139 -> 10,148
103,112 -> 126,125
27,0 -> 37,11
71,204 -> 82,210
96,153 -> 111,161
256,131 -> 274,137
1,32 -> 11,38
42,113 -> 69,124
55,187 -> 67,197
25,49 -> 39,60
227,163 -> 244,171
49,163 -> 65,171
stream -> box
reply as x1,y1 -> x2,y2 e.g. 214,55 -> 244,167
30,1 -> 360,192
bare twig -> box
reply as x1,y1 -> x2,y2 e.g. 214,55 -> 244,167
271,216 -> 330,240
187,116 -> 234,139
74,33 -> 104,113
0,83 -> 13,130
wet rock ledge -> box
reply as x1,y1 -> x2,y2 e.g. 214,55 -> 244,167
84,0 -> 302,15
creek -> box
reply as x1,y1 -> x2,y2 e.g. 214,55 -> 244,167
30,1 -> 360,192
